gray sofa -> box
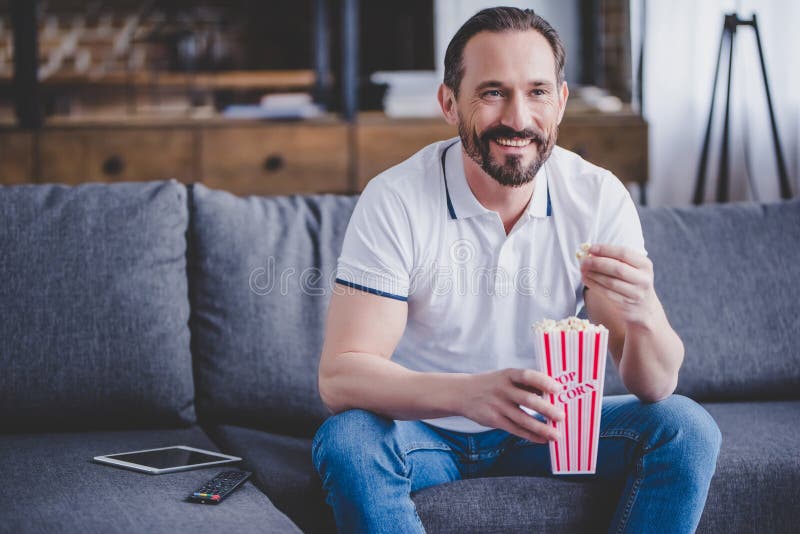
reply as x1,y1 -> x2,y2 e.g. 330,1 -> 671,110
1,179 -> 798,533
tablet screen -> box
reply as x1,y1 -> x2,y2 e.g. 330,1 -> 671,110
106,447 -> 229,469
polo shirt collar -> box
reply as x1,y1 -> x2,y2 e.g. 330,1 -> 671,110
442,140 -> 490,220
442,139 -> 552,220
527,163 -> 552,218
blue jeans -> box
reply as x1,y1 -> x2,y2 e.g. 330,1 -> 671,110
312,394 -> 721,534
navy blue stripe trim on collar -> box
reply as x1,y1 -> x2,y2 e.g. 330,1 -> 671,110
441,141 -> 459,220
335,278 -> 408,302
546,184 -> 552,216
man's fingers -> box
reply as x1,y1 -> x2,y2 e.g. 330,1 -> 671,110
582,271 -> 639,301
581,256 -> 645,285
583,275 -> 628,305
588,243 -> 650,269
506,387 -> 564,422
501,405 -> 559,443
510,369 -> 561,395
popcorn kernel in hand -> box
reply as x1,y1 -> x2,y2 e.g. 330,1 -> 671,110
576,242 -> 592,261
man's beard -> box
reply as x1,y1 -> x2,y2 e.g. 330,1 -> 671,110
458,118 -> 557,188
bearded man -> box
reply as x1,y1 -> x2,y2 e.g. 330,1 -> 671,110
313,7 -> 721,533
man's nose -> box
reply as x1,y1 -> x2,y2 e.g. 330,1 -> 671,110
501,94 -> 530,132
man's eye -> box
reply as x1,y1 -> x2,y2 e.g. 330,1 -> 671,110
482,90 -> 503,98
532,89 -> 546,96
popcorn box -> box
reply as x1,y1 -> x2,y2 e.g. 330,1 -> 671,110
532,319 -> 608,475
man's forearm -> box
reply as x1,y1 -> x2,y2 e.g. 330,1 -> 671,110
620,302 -> 684,403
319,352 -> 472,420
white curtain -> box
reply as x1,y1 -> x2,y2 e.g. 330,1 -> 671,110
632,0 -> 800,206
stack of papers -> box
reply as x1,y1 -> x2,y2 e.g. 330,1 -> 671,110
223,93 -> 322,120
371,71 -> 442,118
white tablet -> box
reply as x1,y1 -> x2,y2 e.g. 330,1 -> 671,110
93,445 -> 241,474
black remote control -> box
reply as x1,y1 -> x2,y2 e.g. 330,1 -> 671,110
188,470 -> 251,504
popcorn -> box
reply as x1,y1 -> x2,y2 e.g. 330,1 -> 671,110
532,315 -> 605,333
531,315 -> 609,475
575,242 -> 592,261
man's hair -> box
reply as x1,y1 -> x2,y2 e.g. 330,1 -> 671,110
443,6 -> 566,95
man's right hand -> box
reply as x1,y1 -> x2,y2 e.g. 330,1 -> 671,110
320,289 -> 565,439
458,369 -> 565,444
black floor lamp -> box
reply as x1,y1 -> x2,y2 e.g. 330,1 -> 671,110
693,13 -> 792,204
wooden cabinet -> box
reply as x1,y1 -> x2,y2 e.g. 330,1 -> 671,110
0,111 -> 647,196
0,132 -> 34,185
356,112 -> 647,189
356,116 -> 456,190
38,128 -> 195,184
558,114 -> 648,187
200,123 -> 349,196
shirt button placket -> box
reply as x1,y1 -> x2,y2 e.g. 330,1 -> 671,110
495,243 -> 511,296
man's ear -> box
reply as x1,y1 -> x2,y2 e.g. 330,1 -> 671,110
438,84 -> 459,125
557,81 -> 569,124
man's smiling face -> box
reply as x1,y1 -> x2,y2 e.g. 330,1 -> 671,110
453,30 -> 568,187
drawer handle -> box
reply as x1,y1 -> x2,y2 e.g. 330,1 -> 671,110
102,155 -> 125,177
263,154 -> 285,173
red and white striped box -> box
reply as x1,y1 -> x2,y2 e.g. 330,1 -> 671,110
532,319 -> 608,475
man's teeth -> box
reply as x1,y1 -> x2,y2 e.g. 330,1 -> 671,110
494,137 -> 532,147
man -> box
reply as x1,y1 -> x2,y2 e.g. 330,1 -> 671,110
313,7 -> 721,534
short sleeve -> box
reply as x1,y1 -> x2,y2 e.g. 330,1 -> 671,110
594,173 -> 647,256
335,179 -> 413,301
576,173 -> 647,306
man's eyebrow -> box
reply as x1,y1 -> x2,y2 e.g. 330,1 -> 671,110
475,80 -> 505,92
474,79 -> 556,92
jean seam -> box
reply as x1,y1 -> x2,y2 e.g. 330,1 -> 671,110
403,442 -> 452,456
614,441 -> 647,534
600,429 -> 641,441
311,437 -> 322,469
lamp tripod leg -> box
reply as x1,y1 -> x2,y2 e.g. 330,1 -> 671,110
752,15 -> 793,199
716,24 -> 736,203
694,19 -> 727,205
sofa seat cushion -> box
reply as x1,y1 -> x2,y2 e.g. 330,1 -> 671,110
206,424 -> 334,534
698,401 -> 800,534
0,180 -> 195,430
0,426 -> 300,534
213,400 -> 800,533
415,400 -> 800,533
207,423 -> 619,534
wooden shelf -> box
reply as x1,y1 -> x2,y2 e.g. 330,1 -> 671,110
0,70 -> 316,91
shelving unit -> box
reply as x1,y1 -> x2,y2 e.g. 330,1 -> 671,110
0,0 -> 648,200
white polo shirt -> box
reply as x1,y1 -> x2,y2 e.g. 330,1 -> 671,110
335,138 -> 645,433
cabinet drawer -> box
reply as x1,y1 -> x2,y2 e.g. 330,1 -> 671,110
200,124 -> 350,196
38,129 -> 195,184
0,131 -> 34,184
356,121 -> 456,189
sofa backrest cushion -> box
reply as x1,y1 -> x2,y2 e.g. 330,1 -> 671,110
601,198 -> 800,401
0,180 -> 195,431
188,185 -> 356,437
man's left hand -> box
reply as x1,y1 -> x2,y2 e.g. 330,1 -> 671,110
580,244 -> 657,327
